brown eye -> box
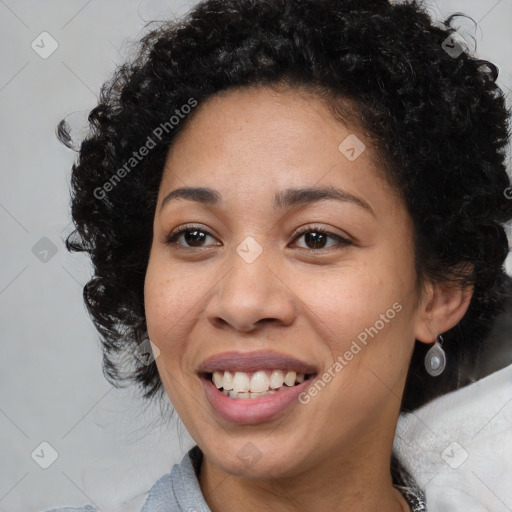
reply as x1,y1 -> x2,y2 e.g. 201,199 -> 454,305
303,231 -> 329,249
293,227 -> 352,251
166,226 -> 219,248
183,229 -> 207,246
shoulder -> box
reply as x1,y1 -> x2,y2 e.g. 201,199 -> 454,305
38,446 -> 209,512
395,364 -> 512,511
38,507 -> 98,512
140,445 -> 210,511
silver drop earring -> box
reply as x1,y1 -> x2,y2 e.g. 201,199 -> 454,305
424,334 -> 446,377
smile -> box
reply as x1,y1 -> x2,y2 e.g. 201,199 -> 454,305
200,372 -> 317,424
208,369 -> 311,399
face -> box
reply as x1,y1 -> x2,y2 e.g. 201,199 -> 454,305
144,85 -> 424,479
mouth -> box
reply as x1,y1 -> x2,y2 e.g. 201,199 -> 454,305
197,351 -> 319,424
201,370 -> 317,399
200,371 -> 317,424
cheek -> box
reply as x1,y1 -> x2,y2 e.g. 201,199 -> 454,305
298,269 -> 393,337
295,257 -> 415,375
144,255 -> 205,359
143,256 -> 204,410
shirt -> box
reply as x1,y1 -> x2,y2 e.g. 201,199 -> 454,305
44,445 -> 426,511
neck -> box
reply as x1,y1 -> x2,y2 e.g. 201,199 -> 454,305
199,431 -> 409,512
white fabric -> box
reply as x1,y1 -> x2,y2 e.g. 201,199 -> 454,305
394,363 -> 512,511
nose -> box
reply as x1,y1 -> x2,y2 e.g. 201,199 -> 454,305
205,248 -> 296,333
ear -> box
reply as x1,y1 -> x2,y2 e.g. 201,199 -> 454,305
414,279 -> 473,343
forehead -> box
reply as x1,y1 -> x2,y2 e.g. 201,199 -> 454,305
158,85 -> 399,213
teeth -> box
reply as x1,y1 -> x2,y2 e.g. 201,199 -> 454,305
284,371 -> 296,386
250,371 -> 269,392
269,370 -> 284,389
232,372 -> 250,392
223,389 -> 278,399
213,371 -> 223,388
211,369 -> 306,395
223,371 -> 233,390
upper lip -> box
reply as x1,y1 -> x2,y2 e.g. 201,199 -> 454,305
197,350 -> 318,375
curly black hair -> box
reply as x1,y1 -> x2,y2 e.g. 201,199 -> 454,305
60,0 -> 512,413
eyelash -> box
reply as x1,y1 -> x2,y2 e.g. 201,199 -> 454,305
293,225 -> 352,250
165,223 -> 352,252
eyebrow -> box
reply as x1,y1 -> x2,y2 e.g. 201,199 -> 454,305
160,185 -> 374,215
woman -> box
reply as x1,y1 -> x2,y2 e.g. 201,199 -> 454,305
50,0 -> 512,510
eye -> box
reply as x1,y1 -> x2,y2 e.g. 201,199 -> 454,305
164,224 -> 352,251
292,226 -> 352,250
165,224 -> 220,248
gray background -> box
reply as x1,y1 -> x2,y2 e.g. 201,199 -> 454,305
1,1 -> 511,511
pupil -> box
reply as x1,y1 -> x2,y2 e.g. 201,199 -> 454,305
185,229 -> 206,246
305,232 -> 326,249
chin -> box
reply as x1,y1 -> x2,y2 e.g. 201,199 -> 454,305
205,438 -> 309,480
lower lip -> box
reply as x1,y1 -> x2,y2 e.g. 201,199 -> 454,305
201,375 -> 315,425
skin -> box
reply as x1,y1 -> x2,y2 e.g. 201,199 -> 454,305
144,85 -> 472,512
